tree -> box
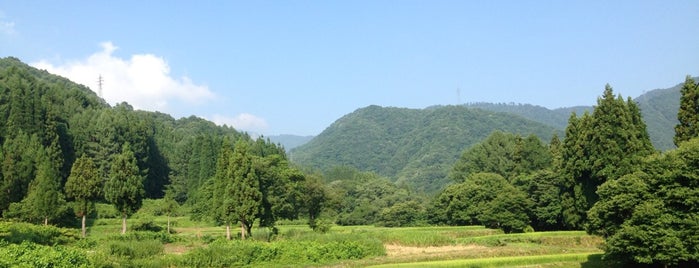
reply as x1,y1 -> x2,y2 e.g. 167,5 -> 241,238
64,155 -> 102,237
559,85 -> 654,229
302,173 -> 326,230
104,142 -> 145,234
229,140 -> 262,239
588,138 -> 699,266
24,151 -> 66,225
451,131 -> 552,184
213,138 -> 263,240
675,76 -> 699,146
430,172 -> 532,232
161,187 -> 179,234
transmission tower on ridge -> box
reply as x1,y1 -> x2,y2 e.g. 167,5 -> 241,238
97,75 -> 104,98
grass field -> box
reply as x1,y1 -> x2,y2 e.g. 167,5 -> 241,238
156,217 -> 605,267
1,215 -> 606,267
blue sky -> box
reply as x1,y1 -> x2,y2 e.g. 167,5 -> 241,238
1,1 -> 697,135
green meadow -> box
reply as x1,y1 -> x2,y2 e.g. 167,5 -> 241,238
0,213 -> 605,268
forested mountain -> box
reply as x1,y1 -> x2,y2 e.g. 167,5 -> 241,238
633,81 -> 686,150
461,79 -> 696,151
291,105 -> 559,193
460,103 -> 590,130
0,57 -> 294,224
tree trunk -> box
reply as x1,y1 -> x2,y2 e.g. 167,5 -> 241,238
81,214 -> 87,238
226,223 -> 231,240
167,214 -> 170,234
241,221 -> 246,240
121,213 -> 127,234
44,217 -> 48,226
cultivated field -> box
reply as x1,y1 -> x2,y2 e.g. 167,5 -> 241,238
1,215 -> 608,267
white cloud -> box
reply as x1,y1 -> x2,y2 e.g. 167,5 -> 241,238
31,42 -> 215,113
211,113 -> 269,133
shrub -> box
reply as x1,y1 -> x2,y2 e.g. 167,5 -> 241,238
0,241 -> 90,267
131,218 -> 164,232
105,239 -> 163,259
94,203 -> 120,219
179,236 -> 385,267
0,221 -> 80,245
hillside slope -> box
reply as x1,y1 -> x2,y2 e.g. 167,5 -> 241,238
291,105 -> 559,193
464,80 -> 693,151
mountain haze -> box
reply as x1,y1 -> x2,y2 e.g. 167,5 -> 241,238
267,134 -> 314,151
291,105 -> 559,193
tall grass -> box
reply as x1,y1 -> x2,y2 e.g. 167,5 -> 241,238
179,235 -> 385,267
368,252 -> 604,268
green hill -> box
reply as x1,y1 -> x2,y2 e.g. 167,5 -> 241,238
462,80 -> 695,151
291,105 -> 559,193
633,81 -> 686,151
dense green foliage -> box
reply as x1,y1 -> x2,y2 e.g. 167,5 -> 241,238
1,56 -> 696,267
64,155 -> 101,237
433,85 -> 655,234
462,102 -> 590,129
675,76 -> 699,146
181,236 -> 385,267
587,138 -> 699,266
104,142 -> 145,234
293,105 -> 558,193
0,57 -> 299,234
558,85 -> 654,229
321,166 -> 427,227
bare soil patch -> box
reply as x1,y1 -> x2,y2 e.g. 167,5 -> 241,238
385,243 -> 488,258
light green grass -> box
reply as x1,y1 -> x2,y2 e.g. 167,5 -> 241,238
367,253 -> 604,268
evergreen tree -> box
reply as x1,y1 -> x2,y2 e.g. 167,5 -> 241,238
559,85 -> 654,229
104,142 -> 145,234
675,76 -> 699,146
24,150 -> 66,225
0,132 -> 40,215
228,139 -> 261,239
212,137 -> 235,239
64,155 -> 101,237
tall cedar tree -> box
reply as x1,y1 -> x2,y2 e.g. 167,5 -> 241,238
25,150 -> 66,225
228,139 -> 262,239
65,155 -> 101,237
104,142 -> 145,234
213,137 -> 235,239
559,85 -> 653,229
675,76 -> 699,146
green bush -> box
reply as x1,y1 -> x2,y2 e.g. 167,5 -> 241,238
108,230 -> 176,243
94,203 -> 120,219
0,221 -> 80,245
180,236 -> 385,267
0,241 -> 90,268
131,218 -> 164,232
105,239 -> 163,259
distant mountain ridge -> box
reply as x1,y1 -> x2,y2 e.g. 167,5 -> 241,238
459,79 -> 694,151
291,78 -> 692,192
291,105 -> 559,193
267,134 -> 314,151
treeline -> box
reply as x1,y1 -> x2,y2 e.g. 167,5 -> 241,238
0,57 -> 320,237
430,80 -> 699,266
292,105 -> 559,193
